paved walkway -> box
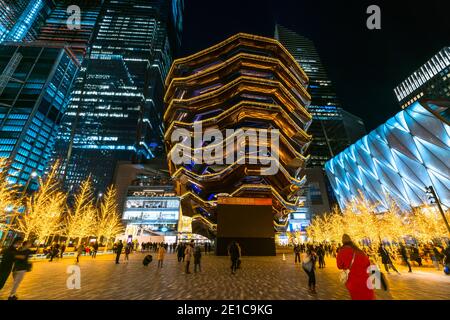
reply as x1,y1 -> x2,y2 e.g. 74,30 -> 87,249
0,252 -> 449,300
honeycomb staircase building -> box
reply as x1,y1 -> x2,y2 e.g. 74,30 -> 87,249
164,33 -> 312,254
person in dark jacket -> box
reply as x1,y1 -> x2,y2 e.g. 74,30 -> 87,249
0,238 -> 23,290
302,246 -> 318,294
177,243 -> 185,262
379,244 -> 400,274
8,240 -> 32,300
410,245 -> 422,266
115,240 -> 124,264
443,243 -> 450,272
399,243 -> 412,272
317,245 -> 326,268
293,243 -> 301,264
92,241 -> 99,258
228,241 -> 241,275
60,243 -> 66,258
194,245 -> 202,273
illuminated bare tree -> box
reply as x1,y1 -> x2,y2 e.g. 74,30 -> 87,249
63,176 -> 96,246
95,185 -> 123,250
15,162 -> 65,243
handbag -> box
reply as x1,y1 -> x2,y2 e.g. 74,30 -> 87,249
339,251 -> 356,284
302,256 -> 313,272
26,262 -> 33,272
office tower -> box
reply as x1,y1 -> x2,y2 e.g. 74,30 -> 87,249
36,0 -> 104,59
394,47 -> 450,109
164,33 -> 312,250
0,43 -> 80,190
274,24 -> 366,218
0,0 -> 52,43
54,0 -> 184,193
114,160 -> 180,244
326,99 -> 450,212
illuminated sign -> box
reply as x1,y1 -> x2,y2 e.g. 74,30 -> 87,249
125,199 -> 180,209
217,197 -> 272,206
123,210 -> 179,221
292,213 -> 306,220
129,190 -> 177,197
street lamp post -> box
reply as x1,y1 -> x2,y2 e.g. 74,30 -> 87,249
425,185 -> 450,234
1,171 -> 38,246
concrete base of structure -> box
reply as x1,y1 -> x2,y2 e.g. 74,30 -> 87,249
215,197 -> 275,256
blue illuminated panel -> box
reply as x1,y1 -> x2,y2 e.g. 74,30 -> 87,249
325,100 -> 450,212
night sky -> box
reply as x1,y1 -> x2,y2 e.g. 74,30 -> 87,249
179,0 -> 450,131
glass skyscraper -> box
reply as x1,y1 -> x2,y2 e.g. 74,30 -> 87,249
36,0 -> 103,59
274,24 -> 366,167
394,47 -> 450,109
0,43 -> 80,190
274,24 -> 366,217
54,0 -> 184,193
0,0 -> 52,43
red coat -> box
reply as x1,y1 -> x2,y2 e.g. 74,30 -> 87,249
336,245 -> 376,300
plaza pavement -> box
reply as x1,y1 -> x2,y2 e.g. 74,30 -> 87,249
0,251 -> 449,300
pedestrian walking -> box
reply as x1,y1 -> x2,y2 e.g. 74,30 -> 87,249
157,244 -> 166,268
378,244 -> 400,274
125,242 -> 132,261
8,240 -> 32,300
228,241 -> 241,275
0,238 -> 23,291
60,242 -> 66,258
49,242 -> 59,262
431,246 -> 443,271
177,243 -> 185,262
399,243 -> 412,273
337,234 -> 375,300
301,245 -> 317,294
317,245 -> 326,268
184,241 -> 193,274
76,243 -> 85,263
92,241 -> 99,258
194,245 -> 202,273
443,243 -> 450,275
115,240 -> 124,264
293,243 -> 301,264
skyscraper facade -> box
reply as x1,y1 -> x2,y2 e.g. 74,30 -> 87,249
54,0 -> 183,193
36,0 -> 103,59
0,0 -> 52,43
0,43 -> 80,190
274,24 -> 366,218
274,24 -> 366,167
394,47 -> 450,109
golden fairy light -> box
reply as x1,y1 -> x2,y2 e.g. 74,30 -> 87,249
306,191 -> 449,244
63,176 -> 97,246
95,185 -> 123,251
15,161 -> 65,243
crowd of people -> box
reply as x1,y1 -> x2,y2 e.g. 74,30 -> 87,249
292,237 -> 450,299
2,234 -> 449,300
109,240 -> 215,275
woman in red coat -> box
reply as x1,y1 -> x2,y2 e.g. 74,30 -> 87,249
337,234 -> 376,300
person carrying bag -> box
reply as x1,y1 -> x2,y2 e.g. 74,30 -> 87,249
337,234 -> 376,300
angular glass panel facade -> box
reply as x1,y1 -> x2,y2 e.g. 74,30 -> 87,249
325,100 -> 450,212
